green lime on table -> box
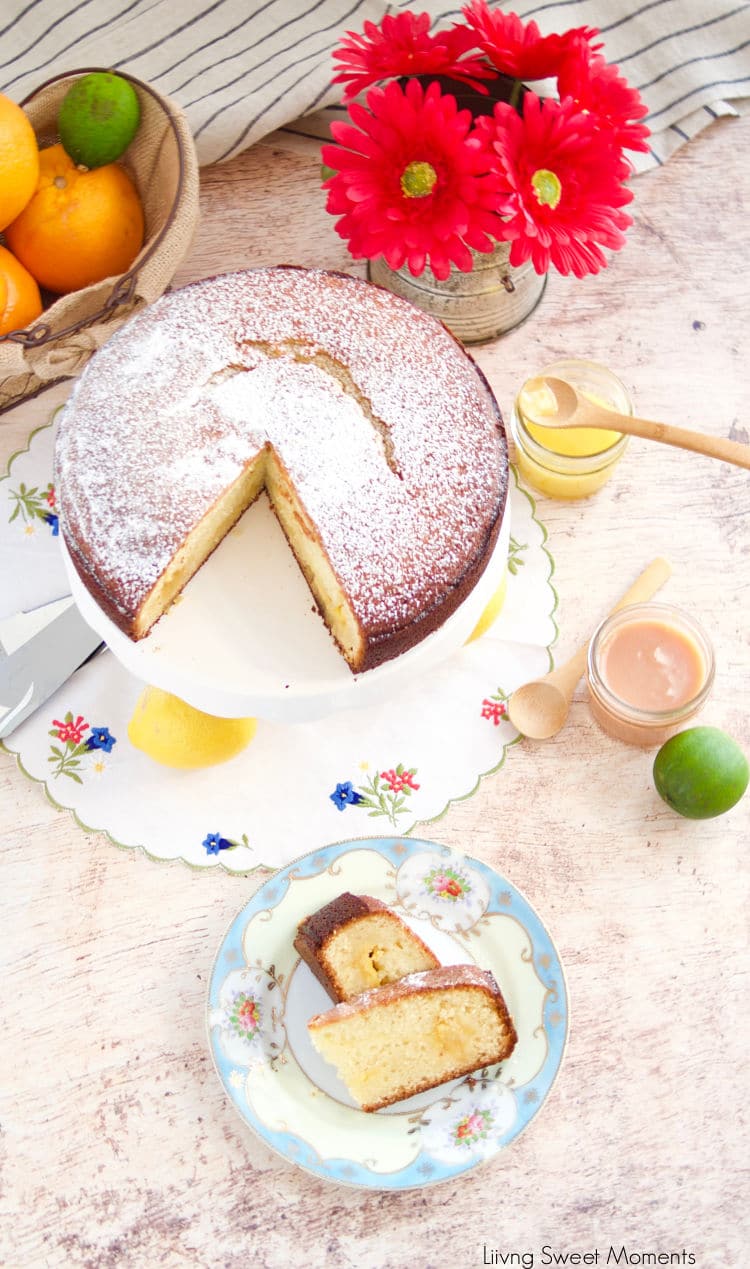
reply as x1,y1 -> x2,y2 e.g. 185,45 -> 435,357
58,72 -> 140,169
653,726 -> 749,819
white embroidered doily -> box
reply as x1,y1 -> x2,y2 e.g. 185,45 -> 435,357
1,410 -> 557,872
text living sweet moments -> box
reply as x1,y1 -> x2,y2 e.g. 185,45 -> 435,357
482,1249 -> 697,1267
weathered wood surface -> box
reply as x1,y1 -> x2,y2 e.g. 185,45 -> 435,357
1,114 -> 748,1269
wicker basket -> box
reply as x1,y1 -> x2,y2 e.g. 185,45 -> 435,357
0,68 -> 200,415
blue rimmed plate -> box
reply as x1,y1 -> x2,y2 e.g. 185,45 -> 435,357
206,836 -> 568,1189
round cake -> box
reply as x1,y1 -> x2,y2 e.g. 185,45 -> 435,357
55,266 -> 509,673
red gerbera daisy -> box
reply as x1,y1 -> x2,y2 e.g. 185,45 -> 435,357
558,39 -> 651,153
462,0 -> 600,81
332,11 -> 494,102
476,93 -> 634,277
322,79 -> 505,280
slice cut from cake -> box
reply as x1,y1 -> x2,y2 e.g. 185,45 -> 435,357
294,893 -> 439,1002
307,964 -> 517,1112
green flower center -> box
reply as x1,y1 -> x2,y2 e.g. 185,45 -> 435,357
400,161 -> 438,199
531,168 -> 562,209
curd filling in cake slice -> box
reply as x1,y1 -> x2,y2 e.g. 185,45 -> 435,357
294,892 -> 440,1002
307,965 -> 517,1112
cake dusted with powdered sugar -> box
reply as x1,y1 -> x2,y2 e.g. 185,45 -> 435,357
55,267 -> 508,672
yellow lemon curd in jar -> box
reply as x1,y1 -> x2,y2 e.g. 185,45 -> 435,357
513,373 -> 629,499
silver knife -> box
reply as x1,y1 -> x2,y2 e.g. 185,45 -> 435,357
0,598 -> 104,739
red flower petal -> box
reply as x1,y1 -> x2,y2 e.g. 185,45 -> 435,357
463,0 -> 575,80
557,39 -> 651,153
477,92 -> 634,276
322,78 -> 504,279
332,10 -> 494,102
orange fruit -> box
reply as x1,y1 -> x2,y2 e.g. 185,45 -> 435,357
0,243 -> 42,335
5,143 -> 144,295
0,93 -> 39,231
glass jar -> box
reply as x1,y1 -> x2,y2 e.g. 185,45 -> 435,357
510,358 -> 632,498
587,603 -> 716,747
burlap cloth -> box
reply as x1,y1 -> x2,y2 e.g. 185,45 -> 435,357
0,70 -> 199,414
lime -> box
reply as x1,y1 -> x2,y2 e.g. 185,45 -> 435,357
653,726 -> 749,819
58,72 -> 140,169
127,686 -> 257,769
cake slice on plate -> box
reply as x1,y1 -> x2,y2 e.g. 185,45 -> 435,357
307,964 -> 517,1112
294,892 -> 439,1002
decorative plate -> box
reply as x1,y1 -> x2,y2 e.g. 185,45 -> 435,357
207,837 -> 568,1189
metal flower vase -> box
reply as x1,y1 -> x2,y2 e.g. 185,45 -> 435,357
364,74 -> 546,344
368,244 -> 547,344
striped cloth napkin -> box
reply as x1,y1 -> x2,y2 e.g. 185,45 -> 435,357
1,1 -> 748,171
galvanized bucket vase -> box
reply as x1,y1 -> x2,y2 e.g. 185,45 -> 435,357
368,243 -> 547,344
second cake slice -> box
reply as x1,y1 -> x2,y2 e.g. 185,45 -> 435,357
307,964 -> 517,1112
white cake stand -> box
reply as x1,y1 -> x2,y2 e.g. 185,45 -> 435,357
62,493 -> 511,724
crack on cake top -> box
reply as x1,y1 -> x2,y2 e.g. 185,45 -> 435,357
208,339 -> 403,479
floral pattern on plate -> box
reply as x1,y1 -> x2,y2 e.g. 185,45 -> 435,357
395,849 -> 491,931
209,966 -> 286,1069
207,837 -> 568,1190
416,1075 -> 517,1164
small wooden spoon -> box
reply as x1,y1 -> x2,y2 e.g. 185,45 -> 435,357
523,376 -> 750,470
507,557 -> 672,739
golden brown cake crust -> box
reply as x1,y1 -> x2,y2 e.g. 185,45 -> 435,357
294,893 -> 386,998
55,266 -> 508,673
295,892 -> 388,952
309,963 -> 514,1025
293,892 -> 439,1001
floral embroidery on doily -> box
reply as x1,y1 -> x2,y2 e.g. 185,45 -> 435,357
329,781 -> 363,811
8,480 -> 59,536
481,687 -> 509,726
507,535 -> 528,576
395,850 -> 490,930
418,1078 -> 516,1163
201,831 -> 251,857
329,762 -> 420,827
47,712 -> 117,781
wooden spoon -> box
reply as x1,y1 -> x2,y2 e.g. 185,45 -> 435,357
522,376 -> 750,470
507,557 -> 672,739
